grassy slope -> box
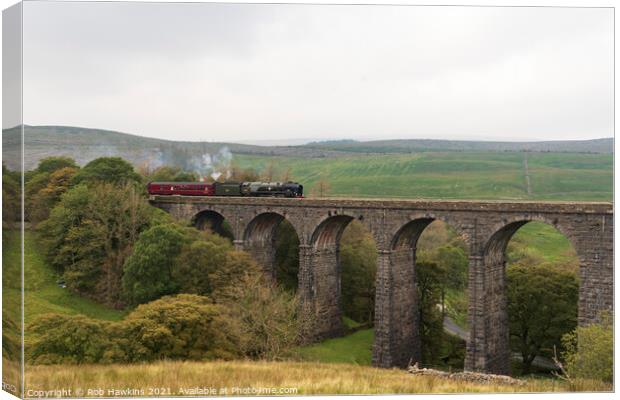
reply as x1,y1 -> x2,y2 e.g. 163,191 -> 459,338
294,329 -> 374,365
235,152 -> 612,201
3,230 -> 125,328
24,360 -> 610,394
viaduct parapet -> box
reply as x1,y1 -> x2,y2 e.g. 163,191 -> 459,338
150,195 -> 613,375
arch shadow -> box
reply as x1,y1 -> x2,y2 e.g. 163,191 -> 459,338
192,210 -> 234,241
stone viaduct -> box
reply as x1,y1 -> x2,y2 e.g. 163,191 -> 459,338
150,195 -> 613,375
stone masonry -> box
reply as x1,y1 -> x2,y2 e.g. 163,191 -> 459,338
150,196 -> 613,375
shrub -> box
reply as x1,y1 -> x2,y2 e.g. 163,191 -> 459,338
116,294 -> 238,361
561,312 -> 613,383
28,314 -> 110,364
219,273 -> 300,359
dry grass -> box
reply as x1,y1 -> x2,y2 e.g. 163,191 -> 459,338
23,360 -> 611,397
3,357 -> 23,397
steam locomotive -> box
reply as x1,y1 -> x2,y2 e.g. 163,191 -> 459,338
147,181 -> 304,198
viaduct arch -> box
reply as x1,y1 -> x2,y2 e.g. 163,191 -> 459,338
152,196 -> 613,375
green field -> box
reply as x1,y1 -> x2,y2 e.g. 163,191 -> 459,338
2,230 -> 125,328
294,317 -> 374,365
235,152 -> 612,201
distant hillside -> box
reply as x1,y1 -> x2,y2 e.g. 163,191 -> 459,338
307,138 -> 614,154
2,125 -> 346,171
1,125 -> 613,171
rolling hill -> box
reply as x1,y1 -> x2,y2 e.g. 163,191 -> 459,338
1,125 -> 613,171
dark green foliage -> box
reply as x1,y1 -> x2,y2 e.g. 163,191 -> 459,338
72,157 -> 142,187
507,264 -> 578,375
121,224 -> 189,307
28,314 -> 110,364
35,156 -> 77,174
274,221 -> 300,292
416,261 -> 448,365
172,233 -> 232,296
439,333 -> 466,370
562,312 -> 612,382
340,221 -> 377,324
435,245 -> 468,290
39,183 -> 166,307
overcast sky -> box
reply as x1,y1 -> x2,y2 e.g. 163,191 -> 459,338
19,2 -> 613,143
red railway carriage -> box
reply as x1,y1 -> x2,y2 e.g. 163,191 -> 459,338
147,182 -> 214,196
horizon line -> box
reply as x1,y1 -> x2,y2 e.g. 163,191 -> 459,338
3,123 -> 613,146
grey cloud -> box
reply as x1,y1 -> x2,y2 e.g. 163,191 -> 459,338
21,3 -> 613,142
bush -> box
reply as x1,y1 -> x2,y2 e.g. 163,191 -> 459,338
209,251 -> 262,302
28,295 -> 239,365
561,312 -> 613,383
28,314 -> 110,364
220,273 -> 300,359
109,294 -> 238,362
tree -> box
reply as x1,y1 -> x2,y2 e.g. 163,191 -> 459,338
121,224 -> 189,307
25,171 -> 50,222
220,273 -> 300,359
311,175 -> 331,198
147,165 -> 197,182
435,245 -> 468,290
230,165 -> 259,181
507,264 -> 578,375
209,251 -> 262,302
39,183 -> 167,307
262,161 -> 276,181
281,167 -> 293,182
71,157 -> 142,187
274,221 -> 300,292
24,157 -> 80,224
28,167 -> 78,224
172,233 -> 232,296
416,261 -> 448,365
561,312 -> 612,383
340,221 -> 377,324
35,156 -> 77,174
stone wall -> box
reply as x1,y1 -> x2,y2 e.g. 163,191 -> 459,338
151,196 -> 613,375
